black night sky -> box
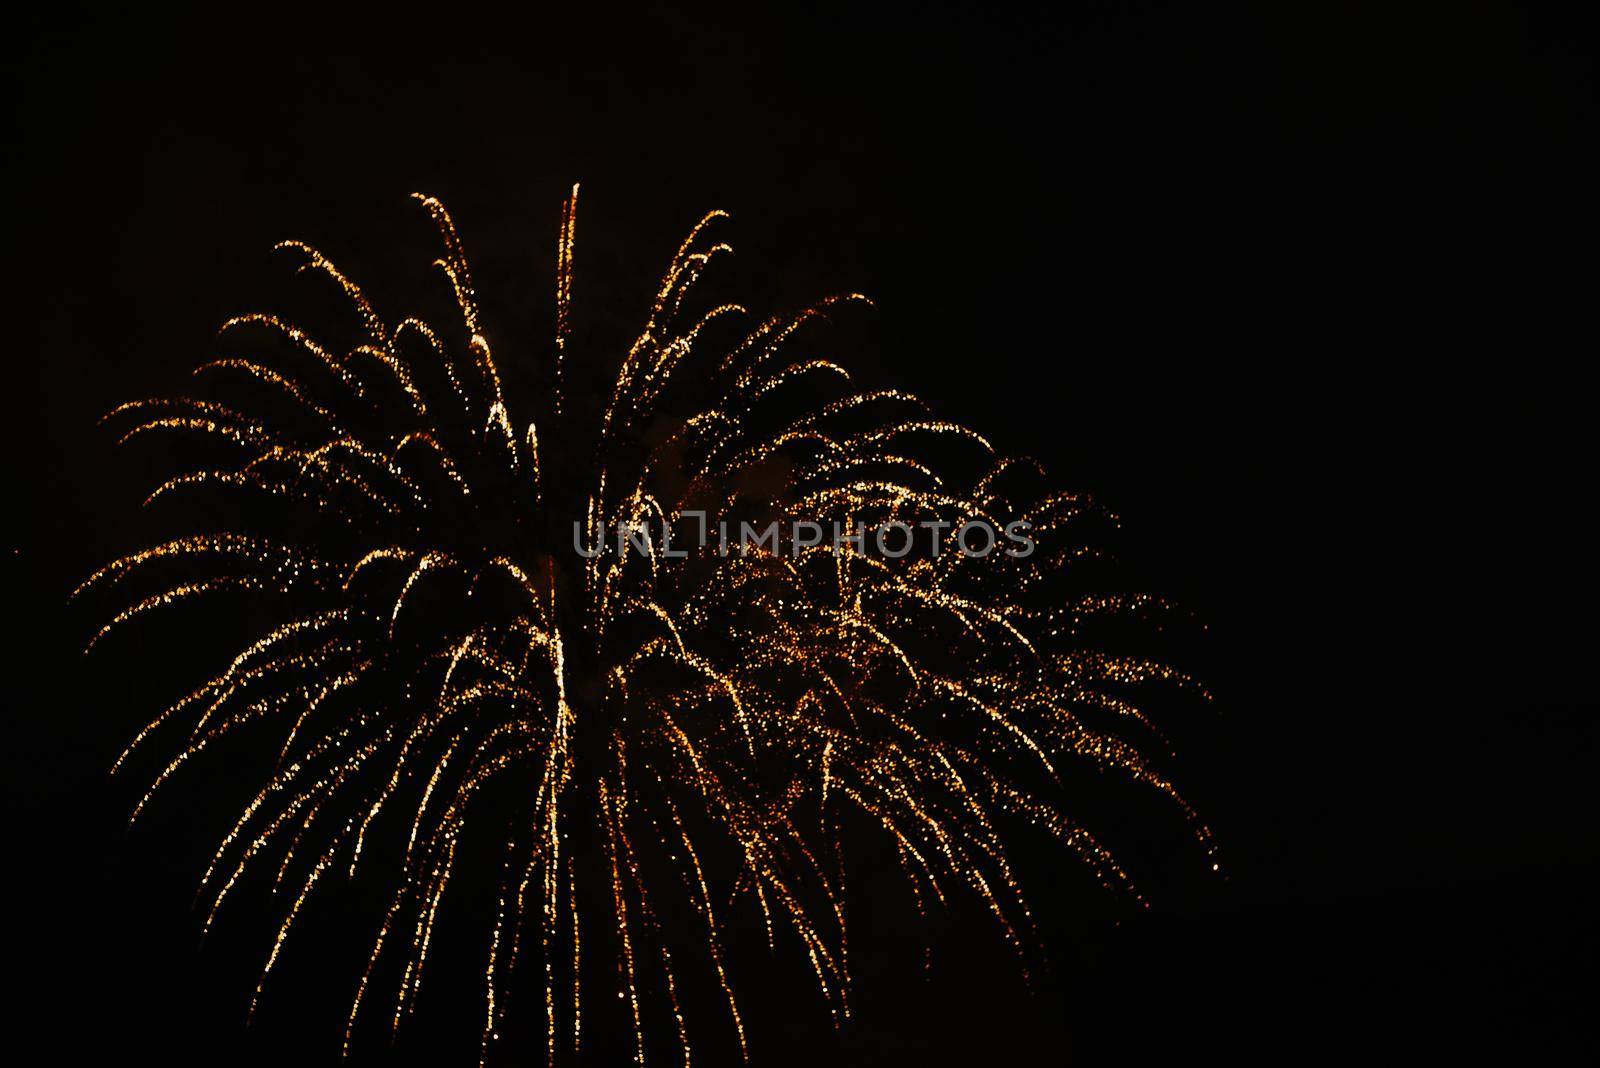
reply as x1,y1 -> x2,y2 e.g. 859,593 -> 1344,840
10,5 -> 1595,1063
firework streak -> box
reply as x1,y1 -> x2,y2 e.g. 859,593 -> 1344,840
78,190 -> 1215,1065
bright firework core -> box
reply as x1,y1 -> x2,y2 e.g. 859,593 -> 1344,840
78,187 -> 1215,1065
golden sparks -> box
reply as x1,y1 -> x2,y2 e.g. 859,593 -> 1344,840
80,190 -> 1215,1064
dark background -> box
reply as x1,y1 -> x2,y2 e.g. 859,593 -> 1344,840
9,3 -> 1594,1062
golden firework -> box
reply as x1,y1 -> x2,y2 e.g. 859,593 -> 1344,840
79,190 -> 1214,1064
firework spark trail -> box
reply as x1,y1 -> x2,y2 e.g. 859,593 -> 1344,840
79,190 -> 1216,1064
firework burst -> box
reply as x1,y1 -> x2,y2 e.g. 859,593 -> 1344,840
78,189 -> 1214,1064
